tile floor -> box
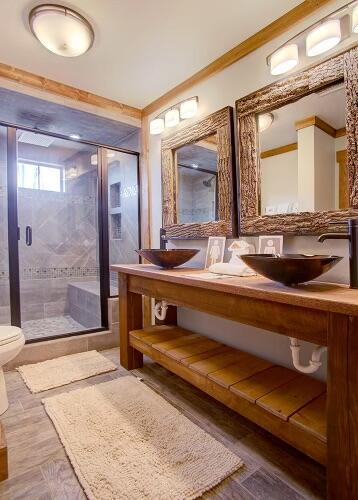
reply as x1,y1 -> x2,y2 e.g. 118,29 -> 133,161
22,315 -> 85,341
0,349 -> 326,499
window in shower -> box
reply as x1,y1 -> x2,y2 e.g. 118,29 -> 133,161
106,149 -> 140,296
18,162 -> 63,192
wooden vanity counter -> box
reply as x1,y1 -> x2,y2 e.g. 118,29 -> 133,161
111,264 -> 358,500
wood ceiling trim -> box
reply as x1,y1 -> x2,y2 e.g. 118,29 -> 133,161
0,62 -> 142,121
261,142 -> 298,159
142,0 -> 333,117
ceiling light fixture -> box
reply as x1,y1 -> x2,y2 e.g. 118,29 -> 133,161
69,133 -> 81,140
306,19 -> 341,57
270,44 -> 298,75
149,97 -> 199,135
352,4 -> 358,32
258,113 -> 274,132
29,4 -> 94,57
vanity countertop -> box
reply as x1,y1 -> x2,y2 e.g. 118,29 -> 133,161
111,263 -> 358,316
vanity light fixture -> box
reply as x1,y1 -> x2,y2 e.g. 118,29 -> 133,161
149,118 -> 165,135
267,1 -> 357,77
270,44 -> 298,75
258,113 -> 274,132
165,109 -> 180,128
353,4 -> 358,32
306,19 -> 341,57
180,97 -> 198,119
29,4 -> 94,57
149,96 -> 199,135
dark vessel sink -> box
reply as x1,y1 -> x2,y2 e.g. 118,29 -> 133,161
136,249 -> 199,269
241,254 -> 342,286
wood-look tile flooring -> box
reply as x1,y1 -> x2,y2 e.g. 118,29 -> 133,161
0,349 -> 326,499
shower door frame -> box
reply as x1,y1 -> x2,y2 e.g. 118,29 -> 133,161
3,122 -> 141,343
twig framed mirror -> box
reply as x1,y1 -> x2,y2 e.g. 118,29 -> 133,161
236,46 -> 358,235
161,106 -> 237,239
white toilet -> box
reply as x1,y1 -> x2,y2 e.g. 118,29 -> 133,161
0,326 -> 25,415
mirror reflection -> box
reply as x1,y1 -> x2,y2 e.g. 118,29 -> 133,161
176,134 -> 218,224
258,82 -> 347,215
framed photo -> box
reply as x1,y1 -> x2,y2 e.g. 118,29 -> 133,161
258,235 -> 283,256
205,237 -> 226,269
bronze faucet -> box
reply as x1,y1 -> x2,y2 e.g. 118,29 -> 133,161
318,218 -> 358,289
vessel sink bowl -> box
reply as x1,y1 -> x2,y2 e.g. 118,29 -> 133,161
241,254 -> 342,286
136,249 -> 199,269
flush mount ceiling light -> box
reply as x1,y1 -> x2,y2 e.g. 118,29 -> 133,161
270,44 -> 298,75
150,97 -> 199,135
29,4 -> 94,57
306,19 -> 341,57
258,113 -> 274,132
353,4 -> 358,32
69,133 -> 81,140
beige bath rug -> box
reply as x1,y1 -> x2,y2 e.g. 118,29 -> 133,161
43,376 -> 243,500
17,350 -> 117,393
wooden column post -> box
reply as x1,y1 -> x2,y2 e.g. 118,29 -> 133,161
118,273 -> 143,370
327,313 -> 350,499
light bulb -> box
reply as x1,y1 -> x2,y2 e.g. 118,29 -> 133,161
149,118 -> 165,135
180,98 -> 198,119
306,19 -> 341,57
270,44 -> 298,75
165,109 -> 180,128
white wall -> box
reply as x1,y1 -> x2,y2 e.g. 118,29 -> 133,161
147,0 -> 351,381
261,150 -> 298,212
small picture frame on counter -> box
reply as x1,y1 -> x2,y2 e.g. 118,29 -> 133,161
205,237 -> 226,269
258,235 -> 283,256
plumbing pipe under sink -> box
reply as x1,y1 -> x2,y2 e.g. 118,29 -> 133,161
154,300 -> 168,321
289,337 -> 327,374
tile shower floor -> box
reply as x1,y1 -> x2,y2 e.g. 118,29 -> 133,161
22,315 -> 85,341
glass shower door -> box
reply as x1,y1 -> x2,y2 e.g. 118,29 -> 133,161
0,126 -> 10,325
16,131 -> 102,341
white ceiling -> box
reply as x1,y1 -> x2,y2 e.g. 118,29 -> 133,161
260,85 -> 346,150
0,0 -> 302,108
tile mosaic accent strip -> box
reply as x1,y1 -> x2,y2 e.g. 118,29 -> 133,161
21,266 -> 100,280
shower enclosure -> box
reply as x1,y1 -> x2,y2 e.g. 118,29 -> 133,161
0,125 -> 140,342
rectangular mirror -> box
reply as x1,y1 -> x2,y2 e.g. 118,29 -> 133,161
236,47 -> 357,235
161,107 -> 237,239
177,134 -> 218,224
259,82 -> 346,215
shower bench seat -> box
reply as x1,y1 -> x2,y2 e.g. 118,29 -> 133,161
111,263 -> 358,500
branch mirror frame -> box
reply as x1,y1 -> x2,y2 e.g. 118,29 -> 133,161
236,46 -> 358,235
161,106 -> 237,239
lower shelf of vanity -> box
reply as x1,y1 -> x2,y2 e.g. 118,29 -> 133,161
129,324 -> 327,465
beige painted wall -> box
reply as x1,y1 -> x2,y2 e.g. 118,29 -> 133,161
147,0 -> 351,380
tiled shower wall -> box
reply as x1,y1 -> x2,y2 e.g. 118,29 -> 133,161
0,156 -> 100,324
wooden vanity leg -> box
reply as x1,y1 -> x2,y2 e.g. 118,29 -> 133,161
348,316 -> 358,499
118,273 -> 143,370
327,313 -> 350,499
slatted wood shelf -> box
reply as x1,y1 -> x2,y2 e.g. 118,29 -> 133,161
129,325 -> 327,464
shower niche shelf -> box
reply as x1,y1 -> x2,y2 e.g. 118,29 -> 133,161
129,324 -> 327,465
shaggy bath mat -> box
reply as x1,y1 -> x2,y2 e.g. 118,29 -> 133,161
43,376 -> 243,500
17,350 -> 117,393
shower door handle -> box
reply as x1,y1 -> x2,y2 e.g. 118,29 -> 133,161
25,226 -> 32,246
